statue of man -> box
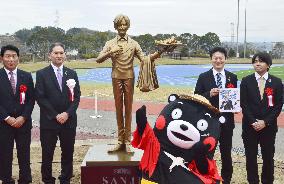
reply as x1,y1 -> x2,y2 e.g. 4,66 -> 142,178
96,14 -> 172,153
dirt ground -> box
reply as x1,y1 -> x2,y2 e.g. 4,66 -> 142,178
8,143 -> 283,184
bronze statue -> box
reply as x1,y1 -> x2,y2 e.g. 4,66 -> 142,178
96,14 -> 175,153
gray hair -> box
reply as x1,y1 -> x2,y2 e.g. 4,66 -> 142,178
49,42 -> 65,53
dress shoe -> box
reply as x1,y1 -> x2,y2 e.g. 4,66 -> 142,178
108,141 -> 124,153
125,142 -> 134,154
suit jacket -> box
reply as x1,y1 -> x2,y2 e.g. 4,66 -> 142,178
0,68 -> 35,130
194,68 -> 238,129
240,73 -> 283,132
35,65 -> 81,129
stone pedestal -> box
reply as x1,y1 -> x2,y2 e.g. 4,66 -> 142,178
81,144 -> 143,184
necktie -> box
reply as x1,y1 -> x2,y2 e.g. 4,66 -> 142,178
56,68 -> 62,91
259,77 -> 265,99
9,71 -> 16,94
216,73 -> 222,88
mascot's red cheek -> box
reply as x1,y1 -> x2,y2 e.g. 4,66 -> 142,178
203,137 -> 216,151
155,115 -> 166,130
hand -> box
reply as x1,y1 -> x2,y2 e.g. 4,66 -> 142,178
110,45 -> 123,56
5,117 -> 17,127
252,120 -> 266,132
192,142 -> 211,158
13,116 -> 26,128
210,88 -> 220,97
56,112 -> 69,124
136,105 -> 147,136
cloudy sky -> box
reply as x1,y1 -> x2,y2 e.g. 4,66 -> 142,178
0,0 -> 283,42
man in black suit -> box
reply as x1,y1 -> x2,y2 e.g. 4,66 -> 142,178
194,47 -> 238,184
240,52 -> 283,184
0,45 -> 35,184
35,43 -> 81,184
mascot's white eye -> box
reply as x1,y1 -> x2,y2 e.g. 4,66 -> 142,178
197,119 -> 208,131
171,108 -> 182,119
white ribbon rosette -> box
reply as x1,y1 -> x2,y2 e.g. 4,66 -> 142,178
66,79 -> 76,102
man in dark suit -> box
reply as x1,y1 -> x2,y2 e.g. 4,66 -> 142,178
240,52 -> 283,184
35,43 -> 81,184
0,45 -> 35,184
194,47 -> 238,184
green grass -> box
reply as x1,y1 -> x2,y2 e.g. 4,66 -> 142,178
234,65 -> 284,80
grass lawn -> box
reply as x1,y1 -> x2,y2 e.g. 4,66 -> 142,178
234,65 -> 284,80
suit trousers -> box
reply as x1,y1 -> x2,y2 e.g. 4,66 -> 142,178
242,128 -> 276,184
0,127 -> 32,184
112,78 -> 134,143
219,125 -> 233,184
40,128 -> 76,184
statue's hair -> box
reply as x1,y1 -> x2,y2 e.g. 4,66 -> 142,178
113,14 -> 130,30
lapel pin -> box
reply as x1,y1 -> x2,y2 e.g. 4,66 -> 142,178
65,71 -> 68,75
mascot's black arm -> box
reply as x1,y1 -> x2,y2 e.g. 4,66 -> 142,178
192,142 -> 211,174
136,105 -> 148,137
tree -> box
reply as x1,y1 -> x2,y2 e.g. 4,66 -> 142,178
178,33 -> 192,47
272,42 -> 284,59
133,34 -> 155,54
199,32 -> 221,53
228,48 -> 236,58
27,26 -> 66,60
14,29 -> 32,43
188,34 -> 200,51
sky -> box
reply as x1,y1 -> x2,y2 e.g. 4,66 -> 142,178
0,0 -> 283,42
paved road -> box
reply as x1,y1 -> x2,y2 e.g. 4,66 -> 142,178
31,101 -> 284,161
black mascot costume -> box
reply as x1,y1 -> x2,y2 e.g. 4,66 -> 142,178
132,94 -> 225,184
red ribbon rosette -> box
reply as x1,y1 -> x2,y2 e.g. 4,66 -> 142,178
265,87 -> 274,107
19,84 -> 27,104
226,83 -> 235,88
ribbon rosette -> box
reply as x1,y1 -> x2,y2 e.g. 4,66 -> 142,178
265,87 -> 274,107
20,84 -> 27,104
66,79 -> 76,102
226,83 -> 235,88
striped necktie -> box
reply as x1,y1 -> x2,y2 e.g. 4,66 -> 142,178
216,73 -> 222,88
9,71 -> 16,94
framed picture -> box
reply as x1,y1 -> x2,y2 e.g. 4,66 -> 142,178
219,88 -> 240,112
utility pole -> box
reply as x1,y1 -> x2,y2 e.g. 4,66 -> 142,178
236,0 -> 240,58
244,5 -> 247,58
231,22 -> 235,47
54,10 -> 60,28
244,2 -> 247,58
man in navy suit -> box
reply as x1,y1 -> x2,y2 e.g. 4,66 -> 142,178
0,45 -> 35,184
194,47 -> 238,184
35,43 -> 81,184
240,52 -> 283,184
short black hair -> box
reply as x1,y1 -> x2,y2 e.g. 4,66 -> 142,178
1,45 -> 20,57
252,52 -> 272,67
49,42 -> 65,53
209,47 -> 227,59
